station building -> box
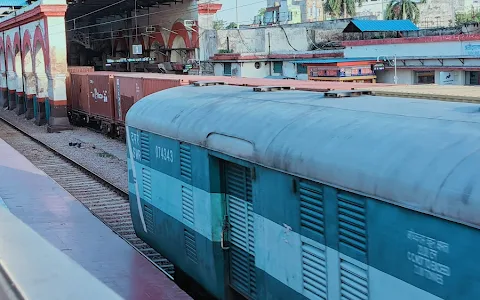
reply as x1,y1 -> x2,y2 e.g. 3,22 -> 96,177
210,19 -> 480,86
0,0 -> 222,131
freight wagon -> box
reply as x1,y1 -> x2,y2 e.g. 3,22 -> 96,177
126,83 -> 480,300
66,72 -> 388,139
68,72 -> 188,138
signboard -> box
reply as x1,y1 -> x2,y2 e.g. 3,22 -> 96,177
106,57 -> 154,64
373,63 -> 385,71
132,44 -> 142,55
309,66 -> 376,78
439,72 -> 455,85
464,44 -> 480,56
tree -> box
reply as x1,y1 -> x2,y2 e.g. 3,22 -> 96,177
226,22 -> 238,29
213,20 -> 225,30
455,9 -> 480,26
384,0 -> 425,24
324,0 -> 364,19
258,8 -> 266,16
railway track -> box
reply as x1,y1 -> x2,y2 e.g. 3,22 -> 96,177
0,118 -> 175,278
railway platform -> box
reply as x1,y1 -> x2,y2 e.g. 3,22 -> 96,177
0,138 -> 191,300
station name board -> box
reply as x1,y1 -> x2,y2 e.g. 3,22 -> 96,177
106,57 -> 154,64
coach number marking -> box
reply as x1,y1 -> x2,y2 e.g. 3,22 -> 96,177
156,146 -> 174,163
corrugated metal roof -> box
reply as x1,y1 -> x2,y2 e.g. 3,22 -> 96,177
0,0 -> 26,6
289,57 -> 378,64
344,19 -> 419,32
0,0 -> 27,7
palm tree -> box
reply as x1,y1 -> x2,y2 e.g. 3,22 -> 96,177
324,0 -> 364,19
385,0 -> 425,24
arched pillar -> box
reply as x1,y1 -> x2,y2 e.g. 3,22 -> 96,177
6,37 -> 16,111
0,37 -> 7,108
148,33 -> 166,63
33,35 -> 48,126
170,35 -> 187,63
43,19 -> 70,132
23,37 -> 35,119
14,45 -> 25,115
113,36 -> 128,58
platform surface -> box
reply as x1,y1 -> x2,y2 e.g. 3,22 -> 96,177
0,138 -> 190,300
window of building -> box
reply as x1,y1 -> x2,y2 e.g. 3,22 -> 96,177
415,71 -> 435,84
273,62 -> 283,74
466,71 -> 480,85
224,63 -> 232,76
297,64 -> 307,74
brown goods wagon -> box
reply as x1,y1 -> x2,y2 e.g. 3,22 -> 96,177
68,66 -> 95,73
142,77 -> 186,97
66,66 -> 95,110
136,74 -> 390,91
70,73 -> 90,114
87,73 -> 115,122
113,75 -> 144,124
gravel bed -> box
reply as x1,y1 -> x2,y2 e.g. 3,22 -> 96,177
0,108 -> 129,191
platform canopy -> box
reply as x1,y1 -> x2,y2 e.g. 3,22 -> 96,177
343,19 -> 419,33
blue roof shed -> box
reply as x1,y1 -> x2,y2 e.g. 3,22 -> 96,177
343,19 -> 419,33
0,0 -> 27,6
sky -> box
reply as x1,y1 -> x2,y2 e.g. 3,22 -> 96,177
215,0 -> 266,25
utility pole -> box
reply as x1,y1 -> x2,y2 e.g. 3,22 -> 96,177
134,0 -> 138,39
377,55 -> 397,84
236,0 -> 239,29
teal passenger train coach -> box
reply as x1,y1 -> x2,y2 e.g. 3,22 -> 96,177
126,84 -> 480,300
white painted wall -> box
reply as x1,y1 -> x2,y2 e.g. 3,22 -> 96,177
434,70 -> 465,85
376,70 -> 414,85
243,62 -> 271,78
376,69 -> 469,85
216,20 -> 349,55
213,60 -> 309,80
345,40 -> 480,58
213,61 -> 271,78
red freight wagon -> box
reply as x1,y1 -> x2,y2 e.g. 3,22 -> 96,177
113,73 -> 188,138
113,75 -> 144,124
87,72 -> 116,134
66,66 -> 95,110
112,75 -> 144,138
66,71 -> 395,140
142,78 -> 184,97
70,73 -> 90,117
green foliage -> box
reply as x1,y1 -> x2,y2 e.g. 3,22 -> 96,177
384,0 -> 425,24
324,0 -> 364,18
258,8 -> 266,16
455,9 -> 480,26
226,22 -> 238,29
213,20 -> 225,30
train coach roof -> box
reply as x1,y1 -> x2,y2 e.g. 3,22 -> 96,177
126,85 -> 480,227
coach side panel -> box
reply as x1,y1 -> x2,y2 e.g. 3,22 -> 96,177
127,129 -> 480,300
127,128 -> 226,299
